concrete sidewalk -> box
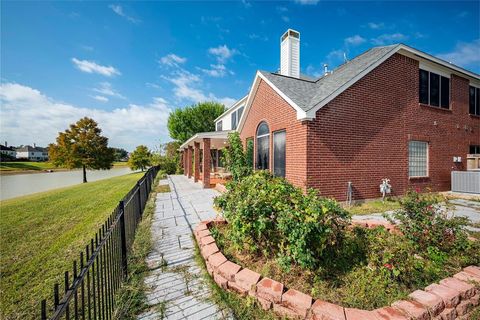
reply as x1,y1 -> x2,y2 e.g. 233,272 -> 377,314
138,175 -> 231,320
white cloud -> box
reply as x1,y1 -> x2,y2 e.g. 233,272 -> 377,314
367,22 -> 385,30
0,82 -> 171,150
294,0 -> 319,4
159,54 -> 187,67
72,58 -> 121,77
208,45 -> 237,63
146,82 -> 160,89
199,64 -> 233,78
249,33 -> 268,41
93,82 -> 125,99
92,95 -> 109,102
344,35 -> 366,46
164,70 -> 236,107
437,39 -> 480,68
371,33 -> 408,45
281,16 -> 290,22
108,4 -> 140,23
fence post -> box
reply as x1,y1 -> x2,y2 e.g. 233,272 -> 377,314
137,182 -> 142,216
118,200 -> 128,279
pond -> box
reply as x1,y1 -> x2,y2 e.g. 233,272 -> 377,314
0,167 -> 135,201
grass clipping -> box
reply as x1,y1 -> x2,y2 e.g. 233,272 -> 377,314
113,174 -> 168,319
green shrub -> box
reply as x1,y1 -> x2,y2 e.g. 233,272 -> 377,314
387,190 -> 470,252
214,171 -> 350,270
222,132 -> 252,181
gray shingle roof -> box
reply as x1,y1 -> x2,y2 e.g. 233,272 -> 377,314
259,44 -> 400,112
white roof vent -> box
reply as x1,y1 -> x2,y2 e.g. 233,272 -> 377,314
280,29 -> 300,78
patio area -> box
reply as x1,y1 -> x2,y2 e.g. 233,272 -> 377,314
179,131 -> 232,189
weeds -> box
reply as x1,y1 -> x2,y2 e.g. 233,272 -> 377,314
113,173 -> 163,319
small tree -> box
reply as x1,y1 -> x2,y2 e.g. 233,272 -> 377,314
112,147 -> 128,161
128,145 -> 151,171
223,132 -> 252,181
49,117 -> 115,183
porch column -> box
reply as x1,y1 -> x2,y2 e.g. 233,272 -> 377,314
202,138 -> 211,188
194,142 -> 200,182
187,146 -> 193,178
183,149 -> 188,176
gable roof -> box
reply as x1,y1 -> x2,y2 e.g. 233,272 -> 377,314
248,43 -> 480,123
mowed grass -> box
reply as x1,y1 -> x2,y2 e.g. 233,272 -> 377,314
0,161 -> 57,172
0,172 -> 143,320
0,161 -> 128,173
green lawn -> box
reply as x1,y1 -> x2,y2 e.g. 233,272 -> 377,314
0,161 -> 57,172
0,172 -> 143,320
0,161 -> 128,173
346,198 -> 401,215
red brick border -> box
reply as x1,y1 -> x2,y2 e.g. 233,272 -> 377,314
194,219 -> 480,319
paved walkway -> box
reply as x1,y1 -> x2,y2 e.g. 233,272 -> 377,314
138,175 -> 231,320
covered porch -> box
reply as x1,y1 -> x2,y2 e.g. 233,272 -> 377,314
179,131 -> 233,188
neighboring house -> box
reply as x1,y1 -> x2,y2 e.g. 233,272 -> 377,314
0,144 -> 16,159
15,145 -> 49,161
180,29 -> 480,201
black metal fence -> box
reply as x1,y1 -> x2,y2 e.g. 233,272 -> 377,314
40,166 -> 160,320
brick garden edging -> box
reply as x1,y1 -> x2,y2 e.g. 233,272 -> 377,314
194,218 -> 480,320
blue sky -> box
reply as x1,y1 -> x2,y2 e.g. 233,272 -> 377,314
1,1 -> 479,151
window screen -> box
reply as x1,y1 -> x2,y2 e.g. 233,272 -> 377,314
409,141 -> 428,177
440,76 -> 449,109
256,122 -> 270,170
470,145 -> 480,154
216,121 -> 223,131
238,106 -> 244,120
477,88 -> 480,116
273,130 -> 286,177
469,86 -> 476,115
231,112 -> 237,130
429,73 -> 440,107
419,69 -> 429,104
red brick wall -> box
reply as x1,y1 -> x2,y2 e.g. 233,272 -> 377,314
240,54 -> 480,200
240,79 -> 309,190
307,53 -> 479,200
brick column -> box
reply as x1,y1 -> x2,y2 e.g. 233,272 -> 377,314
194,142 -> 200,182
202,138 -> 211,188
187,146 -> 193,178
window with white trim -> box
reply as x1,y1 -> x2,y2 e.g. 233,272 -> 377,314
273,130 -> 286,177
419,69 -> 450,109
409,141 -> 428,177
256,122 -> 270,170
216,121 -> 223,131
469,86 -> 480,116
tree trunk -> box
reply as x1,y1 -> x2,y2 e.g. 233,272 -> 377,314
83,165 -> 87,183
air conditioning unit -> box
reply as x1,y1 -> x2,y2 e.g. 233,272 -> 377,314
467,154 -> 480,171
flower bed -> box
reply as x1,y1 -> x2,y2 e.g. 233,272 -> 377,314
195,219 -> 480,320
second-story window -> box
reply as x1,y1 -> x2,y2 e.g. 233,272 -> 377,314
469,86 -> 480,116
231,111 -> 237,130
216,121 -> 223,131
419,69 -> 450,109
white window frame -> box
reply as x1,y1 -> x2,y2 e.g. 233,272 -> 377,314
408,140 -> 429,178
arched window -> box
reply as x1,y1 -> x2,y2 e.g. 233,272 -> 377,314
256,122 -> 270,170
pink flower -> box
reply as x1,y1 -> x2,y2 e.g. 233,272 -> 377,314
384,263 -> 393,270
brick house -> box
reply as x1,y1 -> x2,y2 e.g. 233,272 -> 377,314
180,29 -> 480,201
